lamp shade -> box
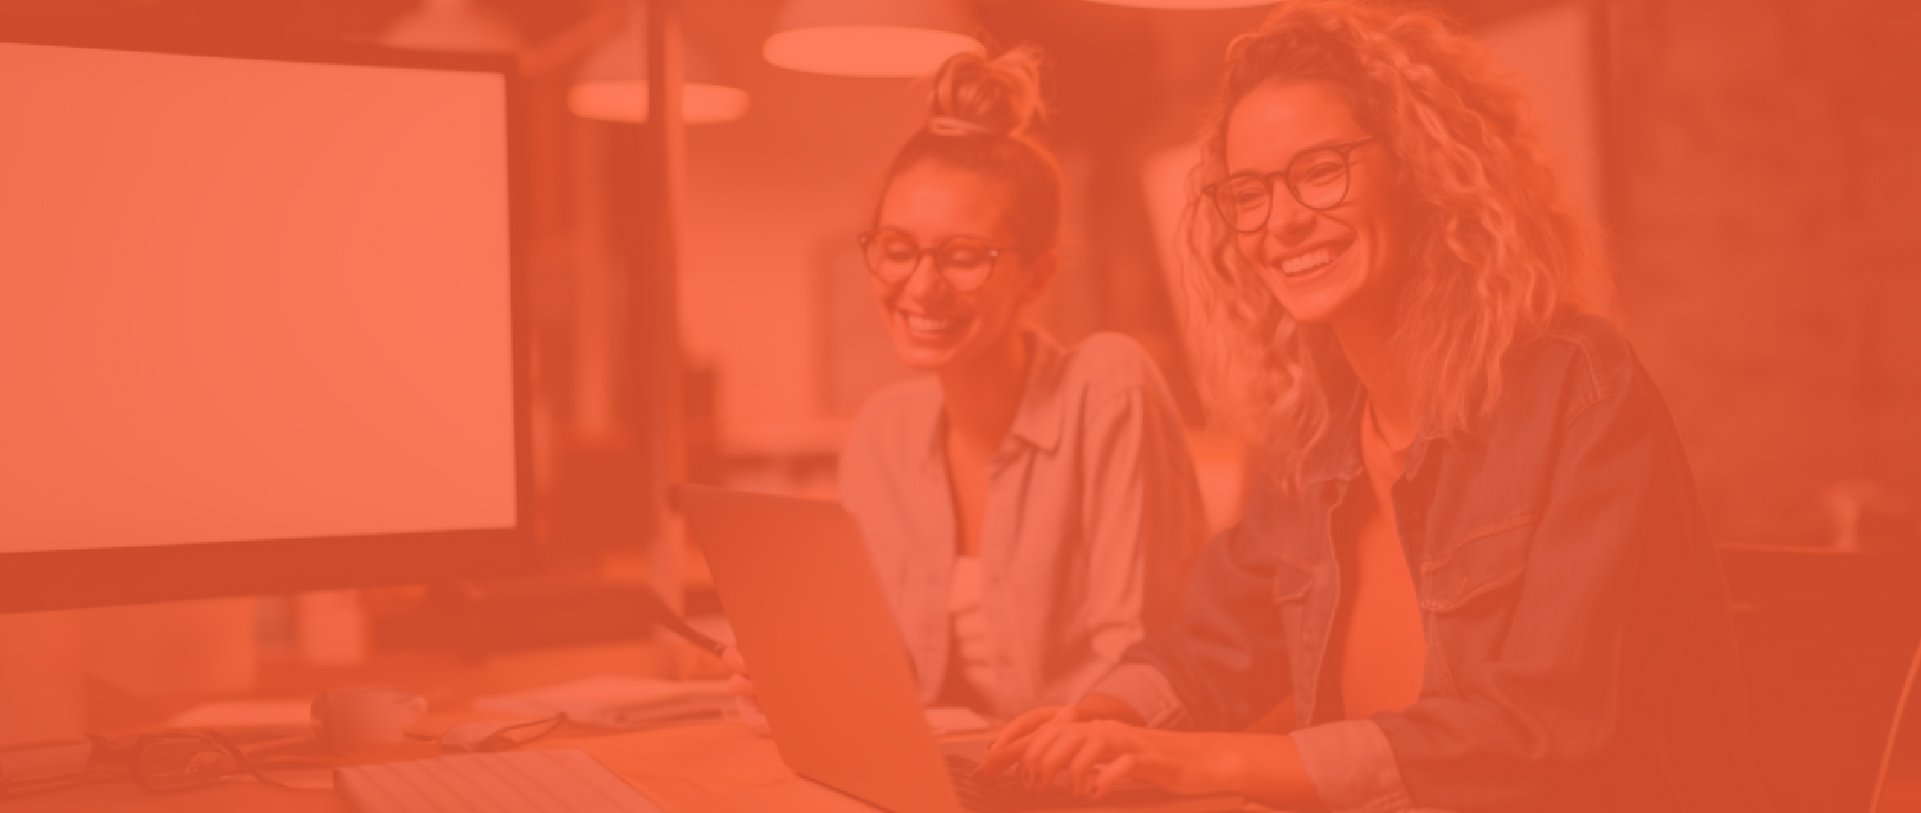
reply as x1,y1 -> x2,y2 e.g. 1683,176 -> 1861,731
569,1 -> 749,124
763,0 -> 981,78
382,0 -> 523,53
1078,1 -> 1276,8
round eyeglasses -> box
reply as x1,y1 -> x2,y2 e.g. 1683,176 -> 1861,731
1203,137 -> 1375,234
856,230 -> 1016,293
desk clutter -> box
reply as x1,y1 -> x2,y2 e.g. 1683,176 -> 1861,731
336,749 -> 664,813
474,675 -> 733,730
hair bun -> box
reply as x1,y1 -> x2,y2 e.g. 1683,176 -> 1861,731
928,46 -> 1046,138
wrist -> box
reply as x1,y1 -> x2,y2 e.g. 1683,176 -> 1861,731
1074,692 -> 1146,726
1201,735 -> 1253,794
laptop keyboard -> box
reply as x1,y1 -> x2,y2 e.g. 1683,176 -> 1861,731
945,754 -> 1085,812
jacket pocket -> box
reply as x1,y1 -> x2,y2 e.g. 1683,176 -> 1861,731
1419,512 -> 1537,612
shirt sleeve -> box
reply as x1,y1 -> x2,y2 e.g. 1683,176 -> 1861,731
1073,385 -> 1209,695
1082,492 -> 1296,731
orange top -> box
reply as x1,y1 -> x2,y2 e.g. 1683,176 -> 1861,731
1331,402 -> 1426,721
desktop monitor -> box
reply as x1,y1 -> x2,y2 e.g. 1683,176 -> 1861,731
0,18 -> 537,611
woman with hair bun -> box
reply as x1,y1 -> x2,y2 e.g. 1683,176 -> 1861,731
824,47 -> 1208,720
981,2 -> 1765,811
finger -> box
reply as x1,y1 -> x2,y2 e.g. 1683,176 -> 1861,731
981,711 -> 1056,777
981,727 -> 1046,779
721,646 -> 749,675
989,705 -> 1066,755
726,673 -> 757,700
1032,726 -> 1100,791
976,735 -> 1029,778
1018,724 -> 1071,788
733,695 -> 770,736
1092,754 -> 1139,799
1066,737 -> 1113,798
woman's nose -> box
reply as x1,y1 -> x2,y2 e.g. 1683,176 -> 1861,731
900,252 -> 948,299
1265,192 -> 1316,246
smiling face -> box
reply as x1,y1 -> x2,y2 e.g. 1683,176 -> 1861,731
1224,79 -> 1403,326
869,160 -> 1050,371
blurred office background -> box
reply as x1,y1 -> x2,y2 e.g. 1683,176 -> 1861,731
1,1 -> 1918,810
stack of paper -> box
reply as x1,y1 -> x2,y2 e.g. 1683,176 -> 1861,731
472,675 -> 732,729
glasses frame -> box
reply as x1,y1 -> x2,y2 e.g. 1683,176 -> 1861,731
119,730 -> 327,793
1203,137 -> 1376,234
855,230 -> 1018,293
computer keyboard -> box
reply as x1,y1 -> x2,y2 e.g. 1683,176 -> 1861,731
336,749 -> 662,812
945,753 -> 1086,813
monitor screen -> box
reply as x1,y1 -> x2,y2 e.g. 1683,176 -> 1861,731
0,32 -> 531,609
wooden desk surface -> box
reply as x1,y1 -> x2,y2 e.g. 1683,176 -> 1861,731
0,641 -> 1265,812
2,721 -> 1272,812
0,721 -> 843,813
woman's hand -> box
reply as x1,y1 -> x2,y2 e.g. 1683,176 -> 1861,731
978,693 -> 1146,777
981,699 -> 1314,804
720,646 -> 770,735
988,718 -> 1250,799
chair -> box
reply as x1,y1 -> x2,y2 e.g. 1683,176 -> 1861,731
1871,640 -> 1921,813
1720,545 -> 1921,812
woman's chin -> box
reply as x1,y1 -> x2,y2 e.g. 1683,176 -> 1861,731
890,333 -> 966,370
889,325 -> 997,372
1260,266 -> 1366,325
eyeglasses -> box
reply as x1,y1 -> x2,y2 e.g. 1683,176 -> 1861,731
856,229 -> 1016,293
1203,137 -> 1375,234
118,730 -> 329,793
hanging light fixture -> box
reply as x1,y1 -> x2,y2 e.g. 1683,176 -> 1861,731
381,0 -> 524,53
1078,1 -> 1276,8
763,0 -> 981,79
570,1 -> 750,125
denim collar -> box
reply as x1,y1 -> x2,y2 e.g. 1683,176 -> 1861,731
1299,382 -> 1445,490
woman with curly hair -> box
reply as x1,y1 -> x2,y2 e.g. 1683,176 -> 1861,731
980,1 -> 1763,810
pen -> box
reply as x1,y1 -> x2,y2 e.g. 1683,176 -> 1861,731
638,588 -> 729,659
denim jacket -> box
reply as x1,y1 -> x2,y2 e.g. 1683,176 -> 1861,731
1089,316 -> 1765,812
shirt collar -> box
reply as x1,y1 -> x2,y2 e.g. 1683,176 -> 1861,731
915,325 -> 1065,473
1004,327 -> 1065,453
1300,380 -> 1446,487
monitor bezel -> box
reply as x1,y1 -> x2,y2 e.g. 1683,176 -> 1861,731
0,14 -> 542,612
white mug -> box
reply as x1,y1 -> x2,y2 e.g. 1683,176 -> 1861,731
311,687 -> 427,751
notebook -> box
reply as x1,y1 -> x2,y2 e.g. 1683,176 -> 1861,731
472,675 -> 732,729
336,749 -> 662,812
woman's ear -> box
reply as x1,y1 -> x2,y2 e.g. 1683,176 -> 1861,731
1021,249 -> 1060,303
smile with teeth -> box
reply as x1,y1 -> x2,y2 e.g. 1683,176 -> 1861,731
1278,242 -> 1350,278
899,310 -> 968,335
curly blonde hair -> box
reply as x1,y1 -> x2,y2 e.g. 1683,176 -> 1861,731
1181,0 -> 1608,486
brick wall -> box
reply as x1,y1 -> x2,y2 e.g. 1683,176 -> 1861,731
1608,0 -> 1921,547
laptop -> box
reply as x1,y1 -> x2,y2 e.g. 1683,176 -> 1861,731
676,484 -> 1240,813
1874,642 -> 1921,813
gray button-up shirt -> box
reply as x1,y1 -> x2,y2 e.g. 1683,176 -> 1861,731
839,329 -> 1207,720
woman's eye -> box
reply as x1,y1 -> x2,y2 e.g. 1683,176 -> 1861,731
1220,181 -> 1266,208
1298,157 -> 1345,185
940,246 -> 987,268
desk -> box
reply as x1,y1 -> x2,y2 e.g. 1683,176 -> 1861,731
0,720 -> 929,813
2,722 -> 1274,812
0,642 -> 1266,812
